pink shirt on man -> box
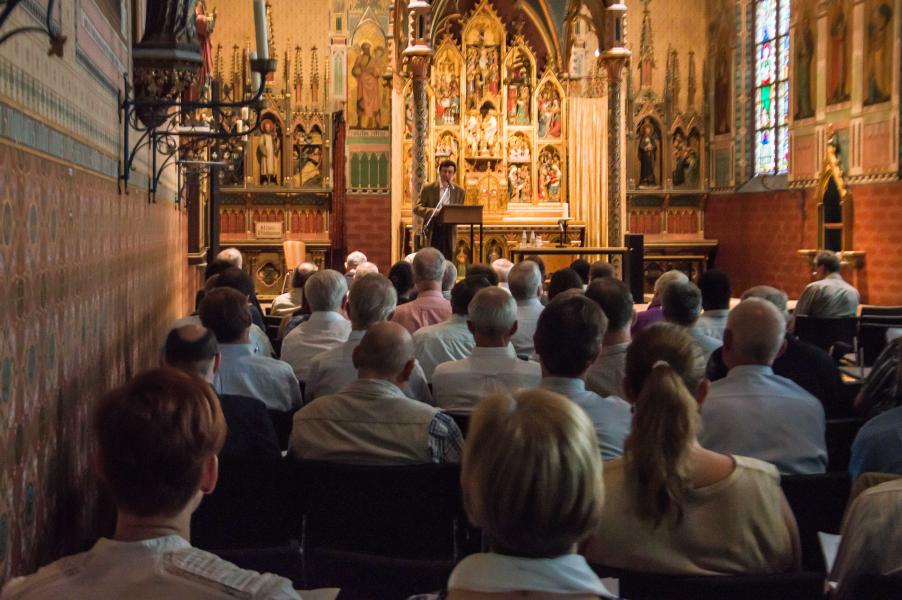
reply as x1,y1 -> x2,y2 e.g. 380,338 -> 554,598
391,290 -> 452,334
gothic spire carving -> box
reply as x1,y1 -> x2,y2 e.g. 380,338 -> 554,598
687,50 -> 696,112
638,0 -> 655,90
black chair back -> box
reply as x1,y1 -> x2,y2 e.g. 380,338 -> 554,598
590,565 -> 825,600
212,543 -> 304,589
825,417 -> 867,473
267,409 -> 295,451
449,412 -> 470,438
858,309 -> 902,365
794,316 -> 858,356
780,472 -> 851,572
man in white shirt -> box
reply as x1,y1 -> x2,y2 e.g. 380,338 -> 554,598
281,269 -> 351,383
390,247 -> 453,334
794,250 -> 860,318
534,294 -> 632,460
662,280 -> 722,362
696,269 -> 732,340
270,262 -> 317,317
700,298 -> 827,475
433,287 -> 541,413
508,260 -> 544,357
0,368 -> 300,599
290,322 -> 463,465
305,273 -> 432,404
200,288 -> 301,412
585,277 -> 634,399
414,276 -> 490,382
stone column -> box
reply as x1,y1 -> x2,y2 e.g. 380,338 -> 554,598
409,56 -> 429,214
604,57 -> 628,248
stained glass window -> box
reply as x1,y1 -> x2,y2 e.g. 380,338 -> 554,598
755,0 -> 789,175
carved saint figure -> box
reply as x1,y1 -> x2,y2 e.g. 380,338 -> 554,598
352,42 -> 385,128
828,5 -> 850,104
794,12 -> 815,119
482,110 -> 499,156
257,119 -> 280,185
194,0 -> 216,94
465,111 -> 481,155
638,119 -> 659,187
865,2 -> 893,105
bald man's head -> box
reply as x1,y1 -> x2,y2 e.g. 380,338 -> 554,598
217,247 -> 243,268
164,324 -> 219,382
722,297 -> 787,368
352,321 -> 416,383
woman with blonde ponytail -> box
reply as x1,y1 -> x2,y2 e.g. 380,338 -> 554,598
583,323 -> 800,575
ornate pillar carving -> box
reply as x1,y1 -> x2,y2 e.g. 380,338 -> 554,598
601,3 -> 630,248
409,57 -> 430,210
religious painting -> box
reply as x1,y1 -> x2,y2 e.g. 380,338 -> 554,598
402,143 -> 414,206
636,117 -> 662,188
463,8 -> 504,112
507,132 -> 531,163
505,45 -> 533,126
403,88 -> 414,140
507,163 -> 532,204
348,22 -> 389,129
435,131 -> 460,167
292,123 -> 324,188
863,0 -> 894,106
826,0 -> 852,105
711,0 -> 732,135
537,146 -> 563,202
433,42 -> 463,126
672,128 -> 701,188
794,1 -> 816,120
254,113 -> 283,185
537,82 -> 563,139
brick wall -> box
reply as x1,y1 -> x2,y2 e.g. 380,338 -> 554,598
706,181 -> 902,305
343,194 -> 392,273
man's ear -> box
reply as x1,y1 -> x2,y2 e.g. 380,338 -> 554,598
399,358 -> 416,384
199,454 -> 218,495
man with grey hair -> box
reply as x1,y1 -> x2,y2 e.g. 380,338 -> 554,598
492,258 -> 514,291
794,250 -> 859,318
290,322 -> 463,464
441,260 -> 457,300
632,269 -> 689,335
281,269 -> 351,383
508,260 -> 544,357
706,285 -> 845,417
391,247 -> 452,334
344,250 -> 368,287
217,247 -> 243,268
700,298 -> 827,475
352,261 -> 379,281
306,273 -> 432,404
270,262 -> 318,317
432,287 -> 541,413
662,280 -> 722,361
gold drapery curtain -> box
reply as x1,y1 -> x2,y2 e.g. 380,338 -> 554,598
567,96 -> 608,247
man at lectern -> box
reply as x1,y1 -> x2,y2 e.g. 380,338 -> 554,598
414,160 -> 466,259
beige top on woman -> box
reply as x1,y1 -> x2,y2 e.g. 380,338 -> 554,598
584,454 -> 793,575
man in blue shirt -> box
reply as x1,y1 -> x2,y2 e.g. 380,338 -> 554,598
849,403 -> 902,480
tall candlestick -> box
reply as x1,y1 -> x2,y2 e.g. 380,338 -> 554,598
253,0 -> 269,60
250,51 -> 261,91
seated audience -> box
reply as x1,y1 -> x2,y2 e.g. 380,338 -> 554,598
547,268 -> 583,301
391,247 -> 453,334
216,267 -> 266,330
352,261 -> 379,281
525,255 -> 549,305
695,269 -> 731,340
830,478 -> 902,600
446,389 -> 616,599
700,299 -> 827,475
794,250 -> 860,318
281,269 -> 351,383
849,400 -> 902,480
0,368 -> 300,599
661,280 -> 722,361
632,269 -> 688,335
200,288 -> 301,412
433,287 -> 541,413
414,276 -> 490,382
290,322 -> 462,465
706,285 -> 846,418
492,258 -> 513,291
585,277 -> 634,399
194,257 -> 234,309
216,248 -> 264,318
442,260 -> 457,300
583,323 -> 799,575
854,337 -> 901,418
465,263 -> 499,286
508,260 -> 544,357
589,261 -> 615,283
534,294 -> 632,460
270,262 -> 317,317
570,258 -> 590,288
305,273 -> 432,404
164,325 -> 280,461
343,250 -> 367,287
388,260 -> 417,305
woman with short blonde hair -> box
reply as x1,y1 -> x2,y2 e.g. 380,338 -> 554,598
583,323 -> 800,575
447,389 -> 616,599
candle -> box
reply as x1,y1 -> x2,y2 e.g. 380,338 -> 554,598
241,106 -> 250,120
249,51 -> 262,91
563,202 -> 569,219
253,0 -> 269,60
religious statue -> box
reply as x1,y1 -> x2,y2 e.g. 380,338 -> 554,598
506,50 -> 531,125
538,148 -> 562,202
638,119 -> 659,187
482,109 -> 499,156
465,111 -> 481,155
508,164 -> 530,203
713,44 -> 731,135
865,2 -> 893,105
537,87 -> 561,138
508,134 -> 530,162
672,133 -> 687,187
435,58 -> 461,125
257,119 -> 280,185
794,12 -> 815,120
194,0 -> 217,94
352,42 -> 385,128
828,5 -> 850,104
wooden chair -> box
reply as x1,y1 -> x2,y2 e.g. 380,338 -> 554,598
285,460 -> 474,599
589,565 -> 825,600
281,240 -> 306,294
780,472 -> 851,572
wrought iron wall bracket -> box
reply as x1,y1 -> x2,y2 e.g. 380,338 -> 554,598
0,0 -> 66,55
119,58 -> 277,200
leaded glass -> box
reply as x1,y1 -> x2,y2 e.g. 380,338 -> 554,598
756,85 -> 775,128
778,36 -> 790,80
778,127 -> 789,173
756,130 -> 775,175
756,0 -> 776,42
756,41 -> 776,86
778,1 -> 790,35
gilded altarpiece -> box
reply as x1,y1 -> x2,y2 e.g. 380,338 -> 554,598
401,2 -> 569,225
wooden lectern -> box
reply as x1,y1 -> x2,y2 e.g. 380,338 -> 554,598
438,205 -> 483,263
